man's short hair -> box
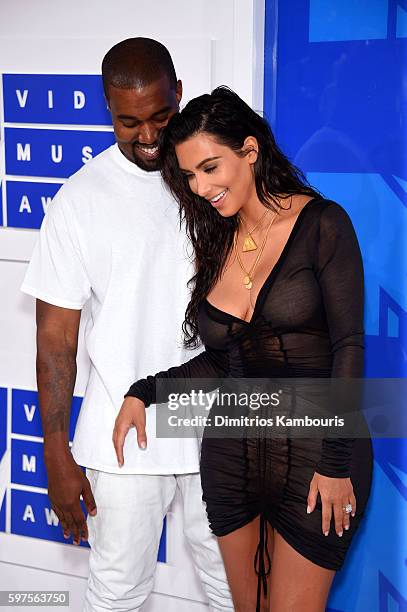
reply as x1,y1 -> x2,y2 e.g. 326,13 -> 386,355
102,37 -> 177,98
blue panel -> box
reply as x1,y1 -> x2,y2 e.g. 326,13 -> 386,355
309,0 -> 388,42
306,172 -> 407,348
12,389 -> 82,442
3,74 -> 111,125
10,488 -> 165,555
397,5 -> 407,37
11,489 -> 89,546
5,127 -> 115,178
6,181 -> 63,229
264,1 -> 407,610
266,11 -> 406,182
0,388 -> 6,462
11,439 -> 48,488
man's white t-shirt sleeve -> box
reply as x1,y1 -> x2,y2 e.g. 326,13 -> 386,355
21,190 -> 91,309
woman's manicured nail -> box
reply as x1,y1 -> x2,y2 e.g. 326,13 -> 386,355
338,531 -> 343,537
140,441 -> 146,449
324,531 -> 329,536
306,505 -> 311,514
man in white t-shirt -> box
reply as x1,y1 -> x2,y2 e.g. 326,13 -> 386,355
21,38 -> 232,611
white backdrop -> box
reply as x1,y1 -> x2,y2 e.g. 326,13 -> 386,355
0,1 -> 265,609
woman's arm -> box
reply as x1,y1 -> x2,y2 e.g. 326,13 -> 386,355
314,202 -> 364,478
124,344 -> 229,407
113,345 -> 229,464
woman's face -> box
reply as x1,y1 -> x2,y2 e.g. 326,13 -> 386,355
175,132 -> 258,217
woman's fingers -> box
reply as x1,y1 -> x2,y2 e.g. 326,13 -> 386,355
321,495 -> 333,536
112,398 -> 147,466
112,417 -> 130,467
314,473 -> 356,537
134,406 -> 147,450
342,501 -> 351,531
333,501 -> 345,537
306,475 -> 318,514
350,491 -> 357,518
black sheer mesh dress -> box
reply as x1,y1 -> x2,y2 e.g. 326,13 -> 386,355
126,198 -> 373,610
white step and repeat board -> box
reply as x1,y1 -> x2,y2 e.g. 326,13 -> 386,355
0,1 -> 264,610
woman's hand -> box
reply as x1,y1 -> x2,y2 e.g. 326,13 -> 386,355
112,397 -> 147,467
307,472 -> 356,537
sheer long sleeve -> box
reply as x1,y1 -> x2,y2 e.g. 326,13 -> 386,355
314,203 -> 364,478
125,345 -> 229,407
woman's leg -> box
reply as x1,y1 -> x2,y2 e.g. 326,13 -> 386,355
217,515 -> 274,612
269,530 -> 336,612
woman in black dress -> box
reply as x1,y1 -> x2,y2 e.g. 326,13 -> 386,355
113,87 -> 373,612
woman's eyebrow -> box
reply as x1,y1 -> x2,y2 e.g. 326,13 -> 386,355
179,156 -> 221,172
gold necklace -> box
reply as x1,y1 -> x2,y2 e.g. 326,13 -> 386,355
240,209 -> 270,252
234,212 -> 277,289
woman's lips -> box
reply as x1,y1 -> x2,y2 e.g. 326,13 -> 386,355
209,189 -> 227,207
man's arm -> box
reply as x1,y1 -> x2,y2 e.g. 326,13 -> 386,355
36,299 -> 96,545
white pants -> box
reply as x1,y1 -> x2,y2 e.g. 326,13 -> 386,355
83,470 -> 233,611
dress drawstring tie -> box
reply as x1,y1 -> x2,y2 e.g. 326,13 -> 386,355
254,513 -> 271,611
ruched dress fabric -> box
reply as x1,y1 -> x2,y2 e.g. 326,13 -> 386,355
126,198 -> 373,610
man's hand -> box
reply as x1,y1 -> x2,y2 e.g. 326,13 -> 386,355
45,450 -> 97,545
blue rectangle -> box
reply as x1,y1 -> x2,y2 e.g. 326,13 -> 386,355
12,389 -> 82,442
11,439 -> 48,488
6,181 -> 62,229
3,74 -> 112,125
0,388 -> 6,462
309,0 -> 388,42
11,488 -> 89,546
5,127 -> 115,178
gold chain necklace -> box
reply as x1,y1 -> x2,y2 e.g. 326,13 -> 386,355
240,209 -> 270,252
234,212 -> 277,289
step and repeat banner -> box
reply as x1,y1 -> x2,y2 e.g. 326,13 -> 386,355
264,1 -> 406,610
3,74 -> 114,229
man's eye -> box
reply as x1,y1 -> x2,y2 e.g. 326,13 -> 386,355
154,115 -> 168,123
121,122 -> 138,128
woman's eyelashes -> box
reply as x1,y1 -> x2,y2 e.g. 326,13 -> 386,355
182,166 -> 218,182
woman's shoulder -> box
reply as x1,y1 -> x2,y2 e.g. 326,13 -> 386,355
303,197 -> 354,228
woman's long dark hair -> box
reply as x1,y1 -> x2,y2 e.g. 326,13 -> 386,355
160,86 -> 320,348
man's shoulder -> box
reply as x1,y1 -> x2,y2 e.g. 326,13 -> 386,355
66,144 -> 116,185
52,144 -> 116,208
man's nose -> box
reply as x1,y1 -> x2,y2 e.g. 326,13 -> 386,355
137,123 -> 156,145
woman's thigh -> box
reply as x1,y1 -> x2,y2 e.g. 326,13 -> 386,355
217,516 -> 273,612
270,530 -> 335,612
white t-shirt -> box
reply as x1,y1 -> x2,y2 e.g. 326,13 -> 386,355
21,144 -> 202,474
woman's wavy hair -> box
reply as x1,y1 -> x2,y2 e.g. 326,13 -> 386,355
160,86 -> 319,348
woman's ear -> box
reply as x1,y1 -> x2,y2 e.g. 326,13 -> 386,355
242,136 -> 259,164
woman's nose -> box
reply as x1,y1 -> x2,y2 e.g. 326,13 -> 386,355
195,176 -> 210,198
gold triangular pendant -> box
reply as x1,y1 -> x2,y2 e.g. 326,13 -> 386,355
242,235 -> 257,252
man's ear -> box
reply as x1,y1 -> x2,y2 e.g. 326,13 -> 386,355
242,136 -> 259,164
176,79 -> 183,105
